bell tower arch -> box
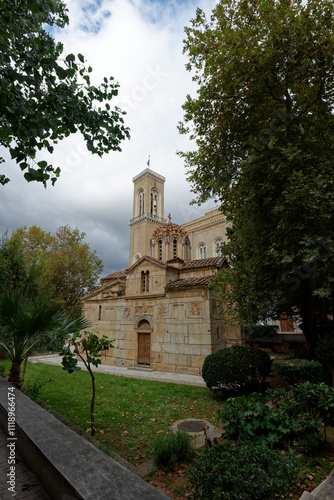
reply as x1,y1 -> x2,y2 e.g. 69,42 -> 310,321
129,168 -> 166,265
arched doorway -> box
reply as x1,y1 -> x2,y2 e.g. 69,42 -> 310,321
137,319 -> 151,365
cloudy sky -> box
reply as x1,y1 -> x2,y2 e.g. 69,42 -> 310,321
0,0 -> 217,277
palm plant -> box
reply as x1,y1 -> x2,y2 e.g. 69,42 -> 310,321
0,292 -> 63,388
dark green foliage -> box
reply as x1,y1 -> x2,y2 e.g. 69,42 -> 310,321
220,390 -> 320,451
293,337 -> 334,386
22,377 -> 52,402
179,0 -> 334,347
220,383 -> 334,452
293,348 -> 317,361
188,441 -> 299,500
153,431 -> 194,469
244,324 -> 279,339
0,0 -> 129,185
316,337 -> 334,386
0,234 -> 42,299
273,359 -> 323,384
316,337 -> 334,367
293,382 -> 334,431
202,346 -> 271,395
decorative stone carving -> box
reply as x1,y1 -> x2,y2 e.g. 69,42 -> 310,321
135,305 -> 153,315
190,302 -> 201,317
158,304 -> 168,317
122,307 -> 131,320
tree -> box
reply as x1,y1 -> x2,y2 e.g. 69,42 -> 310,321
8,225 -> 103,316
0,291 -> 63,388
179,0 -> 334,347
0,0 -> 130,186
0,233 -> 43,298
60,331 -> 114,436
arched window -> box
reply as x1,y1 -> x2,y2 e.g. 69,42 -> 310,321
173,238 -> 178,259
141,270 -> 149,292
199,244 -> 207,259
184,238 -> 190,261
139,189 -> 144,216
158,239 -> 163,261
150,190 -> 158,216
215,238 -> 224,257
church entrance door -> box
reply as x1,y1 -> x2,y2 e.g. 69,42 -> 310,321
138,332 -> 151,365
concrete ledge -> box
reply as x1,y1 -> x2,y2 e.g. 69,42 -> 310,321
0,377 -> 170,500
300,470 -> 334,499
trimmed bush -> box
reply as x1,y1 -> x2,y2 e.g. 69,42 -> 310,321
273,358 -> 323,384
153,430 -> 194,469
188,441 -> 299,500
202,346 -> 271,394
244,324 -> 279,339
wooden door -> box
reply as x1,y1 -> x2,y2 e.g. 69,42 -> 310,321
138,332 -> 150,365
279,315 -> 295,332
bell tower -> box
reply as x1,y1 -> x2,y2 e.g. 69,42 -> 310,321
129,168 -> 166,265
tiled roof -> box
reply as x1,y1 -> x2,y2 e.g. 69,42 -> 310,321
181,257 -> 226,269
101,270 -> 127,282
127,255 -> 170,273
152,222 -> 188,239
166,276 -> 212,288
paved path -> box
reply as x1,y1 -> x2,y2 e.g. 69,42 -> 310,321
0,427 -> 50,500
29,354 -> 206,387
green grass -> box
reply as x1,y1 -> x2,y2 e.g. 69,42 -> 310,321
0,360 -> 222,464
2,357 -> 333,496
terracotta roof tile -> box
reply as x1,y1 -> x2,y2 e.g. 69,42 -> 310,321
181,257 -> 226,269
152,222 -> 188,239
101,270 -> 127,282
166,276 -> 212,288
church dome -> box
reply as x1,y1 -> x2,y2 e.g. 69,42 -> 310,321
152,222 -> 188,239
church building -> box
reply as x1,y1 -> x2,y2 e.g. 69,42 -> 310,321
81,168 -> 244,375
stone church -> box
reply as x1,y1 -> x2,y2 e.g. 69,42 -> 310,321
81,167 -> 243,375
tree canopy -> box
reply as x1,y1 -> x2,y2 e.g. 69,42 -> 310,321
0,0 -> 130,186
179,0 -> 334,346
0,232 -> 42,298
5,225 -> 103,316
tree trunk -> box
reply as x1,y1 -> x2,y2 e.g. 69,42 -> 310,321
300,276 -> 318,348
88,366 -> 96,436
8,362 -> 22,389
21,356 -> 28,385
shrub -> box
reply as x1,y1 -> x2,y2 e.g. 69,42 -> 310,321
188,441 -> 299,500
293,348 -> 317,361
292,382 -> 334,434
273,359 -> 323,384
202,346 -> 271,395
244,324 -> 279,339
315,337 -> 334,386
153,430 -> 194,469
220,389 -> 321,451
22,377 -> 52,402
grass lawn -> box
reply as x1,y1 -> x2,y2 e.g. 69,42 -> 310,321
1,360 -> 222,464
1,358 -> 334,499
